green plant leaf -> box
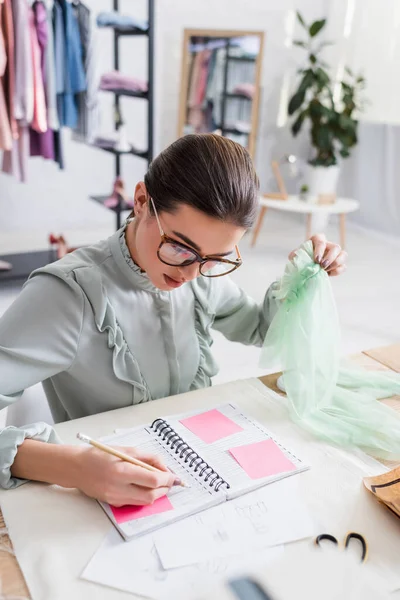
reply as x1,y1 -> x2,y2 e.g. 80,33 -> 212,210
291,109 -> 308,136
338,114 -> 356,132
340,148 -> 350,158
309,19 -> 326,37
296,11 -> 306,28
313,124 -> 333,151
341,82 -> 352,93
309,99 -> 331,117
298,68 -> 315,93
357,76 -> 365,83
335,130 -> 355,148
293,40 -> 307,48
315,67 -> 330,88
288,89 -> 306,115
309,54 -> 317,64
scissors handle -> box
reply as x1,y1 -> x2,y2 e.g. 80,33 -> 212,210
315,533 -> 338,547
345,532 -> 368,563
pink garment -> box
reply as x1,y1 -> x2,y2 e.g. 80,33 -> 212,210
29,5 -> 46,133
2,123 -> 29,180
194,50 -> 211,106
232,82 -> 255,99
2,0 -> 17,138
2,0 -> 32,180
0,0 -> 12,150
99,71 -> 148,93
29,0 -> 54,160
187,51 -> 203,108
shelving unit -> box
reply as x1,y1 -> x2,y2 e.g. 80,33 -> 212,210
185,36 -> 255,143
0,1 -> 155,285
220,41 -> 253,141
90,0 -> 154,230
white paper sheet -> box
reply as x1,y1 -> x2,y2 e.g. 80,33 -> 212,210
153,477 -> 316,569
81,528 -> 284,600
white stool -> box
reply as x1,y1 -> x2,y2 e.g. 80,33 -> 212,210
251,195 -> 360,249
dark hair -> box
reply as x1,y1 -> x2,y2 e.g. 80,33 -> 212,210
144,134 -> 259,229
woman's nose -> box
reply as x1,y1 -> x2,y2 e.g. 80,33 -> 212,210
178,262 -> 200,281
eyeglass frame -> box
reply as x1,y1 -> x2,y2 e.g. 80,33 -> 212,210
149,197 -> 243,278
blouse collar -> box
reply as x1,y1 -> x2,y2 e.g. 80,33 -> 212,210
108,224 -> 160,294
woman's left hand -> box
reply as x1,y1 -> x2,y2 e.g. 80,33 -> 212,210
289,233 -> 347,277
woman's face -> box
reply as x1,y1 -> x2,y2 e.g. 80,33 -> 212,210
128,182 -> 246,291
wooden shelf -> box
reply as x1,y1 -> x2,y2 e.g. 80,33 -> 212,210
223,92 -> 252,101
100,88 -> 148,99
226,55 -> 256,63
91,144 -> 149,159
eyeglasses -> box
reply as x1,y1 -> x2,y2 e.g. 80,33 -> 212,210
149,197 -> 242,278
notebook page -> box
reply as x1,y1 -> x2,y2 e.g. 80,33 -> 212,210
163,403 -> 309,499
99,426 -> 221,539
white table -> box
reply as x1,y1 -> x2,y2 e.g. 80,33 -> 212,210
1,375 -> 400,600
251,195 -> 360,249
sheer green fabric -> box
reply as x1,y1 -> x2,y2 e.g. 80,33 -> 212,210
260,241 -> 400,460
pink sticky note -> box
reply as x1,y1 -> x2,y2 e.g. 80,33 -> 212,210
110,495 -> 174,524
180,409 -> 243,444
229,439 -> 296,479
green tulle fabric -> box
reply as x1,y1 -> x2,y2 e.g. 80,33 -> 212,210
260,241 -> 400,460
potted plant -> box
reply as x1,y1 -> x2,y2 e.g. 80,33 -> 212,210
288,12 -> 366,200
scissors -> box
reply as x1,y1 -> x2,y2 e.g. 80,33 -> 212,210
315,532 -> 368,563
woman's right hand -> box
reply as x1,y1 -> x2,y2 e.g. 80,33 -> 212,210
73,445 -> 178,506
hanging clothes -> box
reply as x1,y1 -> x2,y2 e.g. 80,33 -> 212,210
72,1 -> 100,144
0,0 -> 14,150
30,0 -> 55,160
2,0 -> 17,139
43,0 -> 59,132
2,0 -> 33,181
1,0 -> 90,178
29,3 -> 47,133
54,0 -> 86,129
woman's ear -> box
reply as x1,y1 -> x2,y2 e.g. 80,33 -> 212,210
133,182 -> 148,218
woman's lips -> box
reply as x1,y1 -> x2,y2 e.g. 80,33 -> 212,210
163,274 -> 185,288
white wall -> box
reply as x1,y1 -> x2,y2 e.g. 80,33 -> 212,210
0,0 -> 327,246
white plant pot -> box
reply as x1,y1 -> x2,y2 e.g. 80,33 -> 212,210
306,164 -> 341,197
305,165 -> 341,233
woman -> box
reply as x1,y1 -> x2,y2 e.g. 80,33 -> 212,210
0,134 -> 346,506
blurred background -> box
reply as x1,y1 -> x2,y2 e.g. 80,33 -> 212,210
0,0 -> 399,426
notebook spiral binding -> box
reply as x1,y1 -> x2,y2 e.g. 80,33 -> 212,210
150,419 -> 230,492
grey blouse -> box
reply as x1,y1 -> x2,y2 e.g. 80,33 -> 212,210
0,226 -> 279,488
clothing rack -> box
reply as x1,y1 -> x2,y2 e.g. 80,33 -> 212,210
186,35 -> 255,141
90,0 -> 155,230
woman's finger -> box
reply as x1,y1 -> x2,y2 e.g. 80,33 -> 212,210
112,485 -> 171,507
326,250 -> 347,273
127,485 -> 171,506
116,462 -> 176,488
118,446 -> 170,473
320,243 -> 342,269
328,265 -> 347,277
135,452 -> 170,473
310,233 -> 327,263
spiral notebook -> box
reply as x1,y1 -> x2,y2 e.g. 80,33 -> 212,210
98,403 -> 309,540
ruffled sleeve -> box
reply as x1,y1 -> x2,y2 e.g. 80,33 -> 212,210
0,272 -> 83,488
0,423 -> 60,489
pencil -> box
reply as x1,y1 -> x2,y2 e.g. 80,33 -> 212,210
76,432 -> 188,487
